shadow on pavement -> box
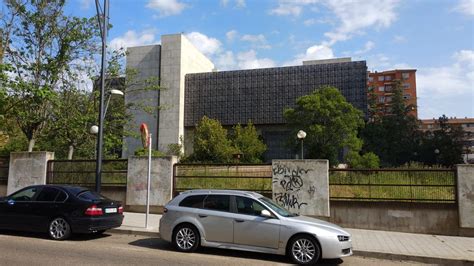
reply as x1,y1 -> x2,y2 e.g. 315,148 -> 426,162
0,229 -> 112,241
128,237 -> 344,265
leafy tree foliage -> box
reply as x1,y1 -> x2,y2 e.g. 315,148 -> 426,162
284,86 -> 365,166
346,151 -> 380,169
361,81 -> 421,166
189,116 -> 236,163
0,0 -> 97,151
418,115 -> 465,167
231,121 -> 266,163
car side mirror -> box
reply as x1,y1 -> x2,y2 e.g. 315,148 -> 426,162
261,209 -> 273,218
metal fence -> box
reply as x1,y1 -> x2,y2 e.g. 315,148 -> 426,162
0,156 -> 8,183
46,159 -> 128,186
173,163 -> 272,197
329,168 -> 457,203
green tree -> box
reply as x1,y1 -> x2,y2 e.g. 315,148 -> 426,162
418,115 -> 464,167
190,116 -> 236,163
362,81 -> 421,166
0,0 -> 97,151
346,151 -> 380,169
284,86 -> 365,166
231,121 -> 267,163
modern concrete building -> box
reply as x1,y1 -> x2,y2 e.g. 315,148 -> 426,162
123,34 -> 368,161
367,69 -> 418,118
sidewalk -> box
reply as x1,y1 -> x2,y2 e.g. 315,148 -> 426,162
111,212 -> 474,265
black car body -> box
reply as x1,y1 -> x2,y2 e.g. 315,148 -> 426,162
0,185 -> 124,240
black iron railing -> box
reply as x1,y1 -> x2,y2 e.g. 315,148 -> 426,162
329,168 -> 457,203
173,163 -> 273,197
46,159 -> 127,186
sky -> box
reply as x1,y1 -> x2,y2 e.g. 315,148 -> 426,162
69,0 -> 473,119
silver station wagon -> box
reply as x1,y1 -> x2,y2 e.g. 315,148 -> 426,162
160,190 -> 352,265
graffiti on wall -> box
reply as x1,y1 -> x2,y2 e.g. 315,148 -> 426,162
272,163 -> 311,210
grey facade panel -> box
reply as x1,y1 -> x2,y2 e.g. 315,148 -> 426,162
184,61 -> 368,127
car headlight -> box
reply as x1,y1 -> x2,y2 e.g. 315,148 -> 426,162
338,235 -> 350,241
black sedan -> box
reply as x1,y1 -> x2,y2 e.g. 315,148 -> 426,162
0,185 -> 124,240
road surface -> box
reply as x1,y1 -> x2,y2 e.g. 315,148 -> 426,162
0,230 -> 426,265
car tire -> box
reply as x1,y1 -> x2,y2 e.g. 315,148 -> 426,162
288,235 -> 321,265
173,224 -> 200,252
48,217 -> 72,241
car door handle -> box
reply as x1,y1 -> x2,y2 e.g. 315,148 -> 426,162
198,214 -> 207,218
234,219 -> 245,223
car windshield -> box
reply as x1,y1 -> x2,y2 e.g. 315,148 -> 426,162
259,196 -> 296,217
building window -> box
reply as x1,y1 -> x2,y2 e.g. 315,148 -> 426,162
386,96 -> 392,102
378,86 -> 385,92
428,124 -> 433,129
385,85 -> 392,92
379,96 -> 385,103
368,76 -> 374,82
403,83 -> 410,89
403,94 -> 411,99
385,75 -> 392,81
402,73 -> 410,79
378,76 -> 384,81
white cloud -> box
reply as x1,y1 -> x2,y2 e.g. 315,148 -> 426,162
241,34 -> 266,43
220,0 -> 230,7
236,50 -> 276,69
453,0 -> 474,16
417,50 -> 474,118
79,0 -> 93,10
269,0 -> 318,16
185,32 -> 222,56
393,35 -> 406,43
235,0 -> 246,8
146,0 -> 188,17
226,30 -> 238,42
240,34 -> 271,49
323,0 -> 400,45
216,51 -> 236,70
284,43 -> 334,66
109,30 -> 157,50
354,41 -> 375,55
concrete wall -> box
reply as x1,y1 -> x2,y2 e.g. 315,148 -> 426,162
272,160 -> 330,216
126,156 -> 177,207
327,201 -> 463,236
7,152 -> 53,194
457,164 -> 474,228
158,34 -> 215,153
123,45 -> 161,158
0,182 -> 6,196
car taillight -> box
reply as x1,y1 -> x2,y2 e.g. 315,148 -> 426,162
163,207 -> 168,213
85,205 -> 103,216
118,206 -> 124,214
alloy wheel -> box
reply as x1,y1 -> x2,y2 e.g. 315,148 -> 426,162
176,227 -> 196,250
291,238 -> 317,264
49,217 -> 70,240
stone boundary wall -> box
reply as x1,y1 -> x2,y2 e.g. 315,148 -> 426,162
457,164 -> 474,228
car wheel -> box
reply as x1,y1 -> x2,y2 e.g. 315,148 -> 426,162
48,217 -> 71,241
288,235 -> 321,265
173,224 -> 200,252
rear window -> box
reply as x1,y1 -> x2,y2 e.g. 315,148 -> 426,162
77,190 -> 106,201
36,187 -> 60,202
179,195 -> 206,208
203,195 -> 230,212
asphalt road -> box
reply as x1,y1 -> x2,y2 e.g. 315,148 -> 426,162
0,230 -> 425,265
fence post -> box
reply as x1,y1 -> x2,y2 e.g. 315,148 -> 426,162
7,152 -> 54,195
456,164 -> 474,228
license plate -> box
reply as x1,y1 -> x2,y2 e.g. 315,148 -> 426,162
105,208 -> 117,213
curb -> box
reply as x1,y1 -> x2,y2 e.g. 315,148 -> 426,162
109,228 -> 159,238
353,250 -> 474,266
109,229 -> 473,265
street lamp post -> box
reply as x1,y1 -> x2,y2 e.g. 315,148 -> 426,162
94,0 -> 109,194
297,130 -> 307,159
91,89 -> 123,193
434,148 -> 440,165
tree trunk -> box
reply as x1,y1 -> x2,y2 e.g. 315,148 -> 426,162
28,139 -> 35,152
68,145 -> 74,160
